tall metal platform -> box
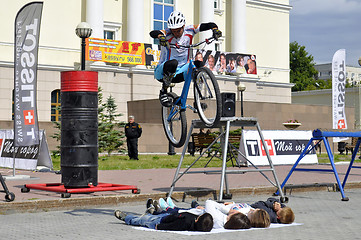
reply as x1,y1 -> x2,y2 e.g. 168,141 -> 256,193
168,116 -> 287,202
275,128 -> 361,201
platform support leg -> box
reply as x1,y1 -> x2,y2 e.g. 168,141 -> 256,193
255,123 -> 286,201
275,138 -> 315,196
168,123 -> 194,198
323,137 -> 349,201
219,120 -> 231,201
342,139 -> 361,188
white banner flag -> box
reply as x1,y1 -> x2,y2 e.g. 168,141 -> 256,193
332,49 -> 347,142
14,2 -> 43,147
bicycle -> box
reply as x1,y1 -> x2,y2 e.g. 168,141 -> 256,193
161,36 -> 222,148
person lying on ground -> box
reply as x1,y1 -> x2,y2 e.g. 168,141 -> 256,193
203,199 -> 269,228
250,197 -> 295,224
147,197 -> 251,230
114,206 -> 213,232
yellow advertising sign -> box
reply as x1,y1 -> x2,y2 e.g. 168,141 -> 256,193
86,38 -> 145,65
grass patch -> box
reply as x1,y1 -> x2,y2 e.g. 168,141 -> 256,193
50,153 -> 361,171
317,153 -> 361,164
51,154 -> 233,171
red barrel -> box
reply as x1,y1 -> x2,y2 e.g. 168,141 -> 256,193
61,71 -> 98,92
60,71 -> 98,188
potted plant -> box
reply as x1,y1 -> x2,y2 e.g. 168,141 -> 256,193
283,119 -> 302,130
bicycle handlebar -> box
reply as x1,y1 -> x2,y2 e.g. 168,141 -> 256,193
168,36 -> 216,49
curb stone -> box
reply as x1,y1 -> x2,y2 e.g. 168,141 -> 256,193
1,182 -> 361,214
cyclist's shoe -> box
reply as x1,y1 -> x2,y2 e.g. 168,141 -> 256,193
159,89 -> 172,107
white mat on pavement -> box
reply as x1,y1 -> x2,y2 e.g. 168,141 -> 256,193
133,222 -> 303,235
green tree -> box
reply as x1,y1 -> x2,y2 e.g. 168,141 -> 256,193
98,88 -> 126,156
290,41 -> 318,91
50,120 -> 61,157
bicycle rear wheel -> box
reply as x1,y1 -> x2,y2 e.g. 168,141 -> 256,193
161,92 -> 187,148
193,67 -> 221,127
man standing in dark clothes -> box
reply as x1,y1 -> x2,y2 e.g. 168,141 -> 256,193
124,115 -> 142,160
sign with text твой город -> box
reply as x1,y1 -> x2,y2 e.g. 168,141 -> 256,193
242,130 -> 318,166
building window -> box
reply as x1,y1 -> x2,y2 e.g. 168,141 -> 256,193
104,30 -> 115,40
104,21 -> 122,40
214,0 -> 219,9
215,42 -> 220,51
51,90 -> 61,121
153,0 -> 174,43
214,0 -> 223,15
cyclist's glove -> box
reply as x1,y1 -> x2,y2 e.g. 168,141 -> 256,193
159,35 -> 168,47
212,29 -> 222,40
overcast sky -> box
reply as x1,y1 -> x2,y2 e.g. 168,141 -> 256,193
289,0 -> 361,66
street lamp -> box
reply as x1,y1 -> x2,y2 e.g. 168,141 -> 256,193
237,83 -> 246,117
75,22 -> 92,70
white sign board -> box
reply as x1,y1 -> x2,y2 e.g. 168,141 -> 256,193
243,130 -> 318,166
0,129 -> 52,170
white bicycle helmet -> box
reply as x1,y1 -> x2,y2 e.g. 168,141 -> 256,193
167,11 -> 185,29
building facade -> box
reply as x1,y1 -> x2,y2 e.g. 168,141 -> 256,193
0,0 -> 292,126
315,63 -> 361,85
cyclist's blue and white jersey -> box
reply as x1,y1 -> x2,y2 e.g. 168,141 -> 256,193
158,24 -> 201,67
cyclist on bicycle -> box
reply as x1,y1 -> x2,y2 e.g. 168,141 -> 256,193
149,11 -> 222,107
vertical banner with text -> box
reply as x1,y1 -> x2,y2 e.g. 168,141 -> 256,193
14,2 -> 43,146
332,49 -> 347,142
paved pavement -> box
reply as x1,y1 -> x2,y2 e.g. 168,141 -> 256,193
0,162 -> 361,239
0,162 -> 361,212
2,189 -> 361,240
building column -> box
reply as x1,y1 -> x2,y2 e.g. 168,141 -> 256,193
86,0 -> 104,39
232,0 -> 246,53
199,0 -> 214,50
127,0 -> 144,42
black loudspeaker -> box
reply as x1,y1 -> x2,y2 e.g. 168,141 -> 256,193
221,92 -> 236,117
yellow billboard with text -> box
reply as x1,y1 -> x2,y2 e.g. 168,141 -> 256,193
86,38 -> 145,65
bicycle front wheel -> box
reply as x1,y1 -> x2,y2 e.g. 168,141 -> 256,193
193,67 -> 221,127
161,92 -> 187,148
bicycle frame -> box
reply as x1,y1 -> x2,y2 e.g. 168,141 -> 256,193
166,60 -> 195,122
165,37 -> 216,122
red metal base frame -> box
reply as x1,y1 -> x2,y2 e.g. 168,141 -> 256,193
23,182 -> 139,194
